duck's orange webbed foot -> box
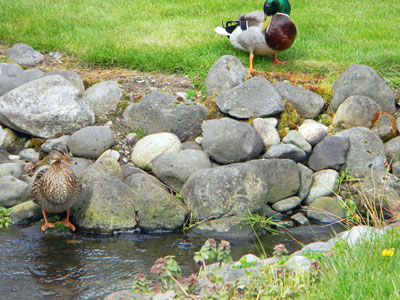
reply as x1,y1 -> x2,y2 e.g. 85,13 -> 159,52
273,54 -> 288,65
41,209 -> 55,232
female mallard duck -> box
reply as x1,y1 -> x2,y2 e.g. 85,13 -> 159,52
215,0 -> 297,72
31,144 -> 81,232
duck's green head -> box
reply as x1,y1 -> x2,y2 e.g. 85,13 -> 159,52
263,0 -> 291,16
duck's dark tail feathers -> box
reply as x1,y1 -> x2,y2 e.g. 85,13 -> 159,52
215,20 -> 249,37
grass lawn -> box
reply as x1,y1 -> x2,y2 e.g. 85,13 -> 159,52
0,0 -> 399,86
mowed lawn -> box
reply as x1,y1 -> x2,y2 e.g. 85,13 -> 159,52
0,0 -> 399,84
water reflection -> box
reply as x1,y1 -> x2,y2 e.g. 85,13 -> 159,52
0,223 -> 343,299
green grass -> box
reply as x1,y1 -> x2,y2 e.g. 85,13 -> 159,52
306,228 -> 400,299
0,0 -> 399,85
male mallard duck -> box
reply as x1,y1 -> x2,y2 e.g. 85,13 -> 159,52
31,144 -> 81,232
215,0 -> 297,72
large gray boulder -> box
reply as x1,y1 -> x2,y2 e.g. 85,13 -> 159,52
83,80 -> 122,115
181,161 -> 269,220
69,126 -> 115,159
71,171 -> 137,233
0,175 -> 30,207
205,55 -> 248,96
307,135 -> 350,171
0,63 -> 44,96
5,43 -> 44,67
46,70 -> 85,93
273,81 -> 325,118
332,95 -> 381,130
247,159 -> 300,204
201,118 -> 264,164
336,127 -> 386,177
151,149 -> 212,191
215,77 -> 284,119
125,173 -> 189,231
332,64 -> 395,112
123,90 -> 208,141
0,75 -> 94,138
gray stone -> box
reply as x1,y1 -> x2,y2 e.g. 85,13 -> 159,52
69,157 -> 92,179
304,169 -> 339,205
296,241 -> 333,255
247,159 -> 300,204
332,64 -> 395,112
215,77 -> 284,118
264,143 -> 306,162
46,70 -> 85,93
273,81 -> 325,118
69,126 -> 115,159
306,196 -> 345,223
298,120 -> 328,146
97,149 -> 120,162
252,118 -> 280,149
290,212 -> 309,226
282,130 -> 312,154
123,90 -> 208,141
71,172 -> 137,233
392,161 -> 400,178
131,133 -> 183,170
0,163 -> 23,178
125,172 -> 189,231
297,163 -> 313,201
272,196 -> 301,212
18,148 -> 39,163
181,161 -> 269,220
0,64 -> 44,96
372,114 -> 397,142
201,118 -> 264,164
83,80 -> 122,115
0,175 -> 30,207
84,156 -> 122,180
336,127 -> 385,177
334,225 -> 385,247
182,141 -> 202,150
307,135 -> 350,171
5,43 -> 44,67
152,149 -> 211,191
9,200 -> 41,225
352,171 -> 400,218
0,75 -> 94,138
125,133 -> 139,146
205,55 -> 248,96
192,215 -> 255,239
40,135 -> 71,153
284,255 -> 312,272
384,136 -> 400,164
332,95 -> 381,130
0,125 -> 17,149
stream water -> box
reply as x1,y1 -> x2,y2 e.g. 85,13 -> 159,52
0,223 -> 343,300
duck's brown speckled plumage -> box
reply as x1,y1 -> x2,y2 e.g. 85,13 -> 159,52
31,161 -> 81,213
31,145 -> 81,231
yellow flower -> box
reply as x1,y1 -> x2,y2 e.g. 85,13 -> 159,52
382,248 -> 395,257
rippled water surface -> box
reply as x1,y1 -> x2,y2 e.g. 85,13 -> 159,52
0,224 -> 343,299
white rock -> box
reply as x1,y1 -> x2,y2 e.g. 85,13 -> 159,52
131,133 -> 183,170
253,118 -> 280,149
298,120 -> 328,146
